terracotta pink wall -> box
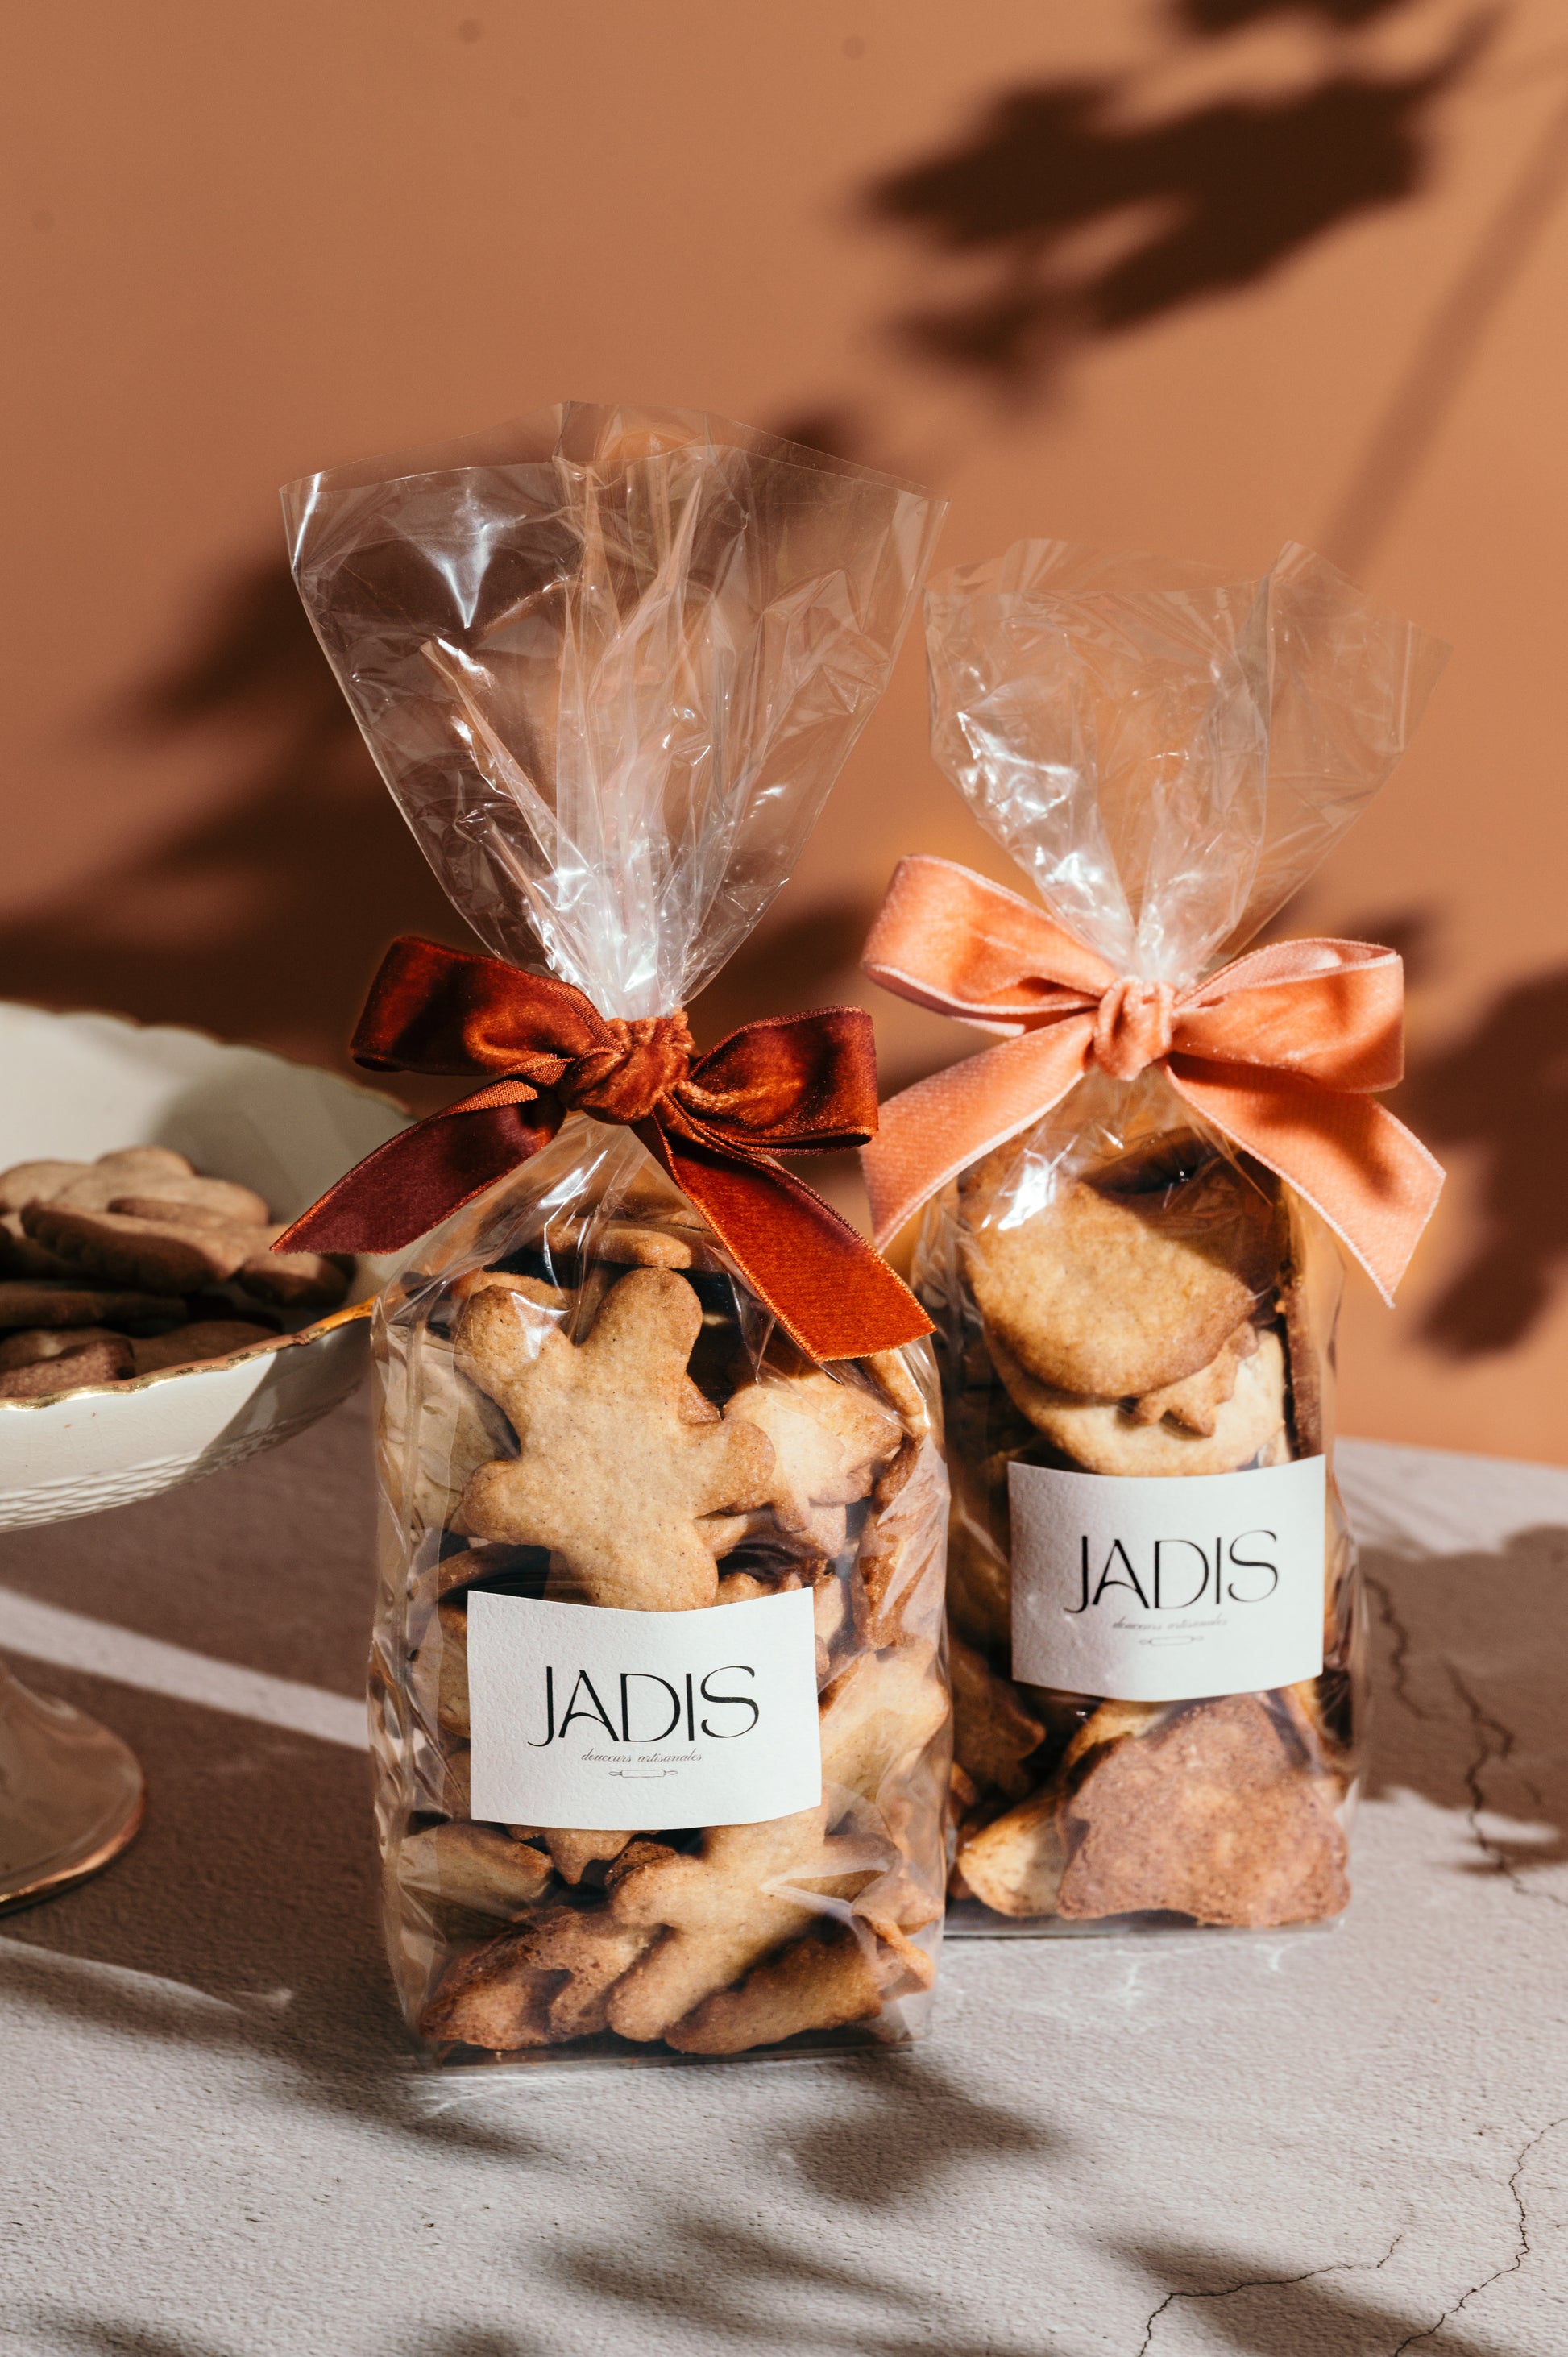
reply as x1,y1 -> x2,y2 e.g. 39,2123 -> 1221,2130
5,0 -> 1566,1459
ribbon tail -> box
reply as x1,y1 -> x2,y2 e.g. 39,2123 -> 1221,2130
275,1098 -> 561,1255
645,1126 -> 931,1361
1166,1060 -> 1444,1304
861,1020 -> 1096,1250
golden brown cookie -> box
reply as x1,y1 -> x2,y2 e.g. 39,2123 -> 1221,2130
450,1269 -> 571,1309
813,1574 -> 849,1677
556,1216 -> 720,1271
0,1147 -> 197,1215
396,1822 -> 554,1919
104,1177 -> 271,1226
418,1897 -> 646,2048
600,1647 -> 946,2043
962,1142 -> 1284,1396
417,1925 -> 558,2050
433,1540 -> 539,1601
0,1158 -> 96,1212
695,1511 -> 832,1575
0,1212 -> 73,1279
665,1918 -> 933,2054
865,1347 -> 933,1438
411,1596 -> 471,1738
853,1517 -> 921,1651
955,1792 -> 1066,1918
0,1155 -> 275,1285
130,1321 -> 276,1375
0,1325 -> 123,1370
1056,1693 -> 1350,1926
52,1147 -> 201,1205
945,1518 -> 1013,1656
714,1566 -> 805,1604
21,1202 -> 254,1293
948,1633 -> 1045,1799
234,1240 -> 351,1308
541,1829 -> 635,1885
1282,1246 -> 1326,1458
0,1281 -> 174,1330
601,1836 -> 679,1891
852,1447 -> 946,1652
455,1267 -> 776,1610
1127,1319 -> 1258,1433
723,1370 -> 902,1558
606,1807 -> 866,2043
0,1337 -> 136,1397
1058,1697 -> 1168,1778
989,1328 -> 1287,1477
818,1638 -> 950,1806
534,1908 -> 660,2040
380,1328 -> 521,1538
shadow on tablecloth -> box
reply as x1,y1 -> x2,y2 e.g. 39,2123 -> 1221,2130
1363,1524 -> 1568,1898
0,1400 -> 1068,2233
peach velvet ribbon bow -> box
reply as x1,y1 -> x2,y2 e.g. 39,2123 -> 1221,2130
861,856 -> 1443,1301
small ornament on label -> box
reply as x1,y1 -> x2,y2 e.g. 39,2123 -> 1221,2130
1008,1456 -> 1327,1703
466,1587 -> 822,1832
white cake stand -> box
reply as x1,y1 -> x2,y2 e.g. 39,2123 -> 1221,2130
0,1003 -> 408,1912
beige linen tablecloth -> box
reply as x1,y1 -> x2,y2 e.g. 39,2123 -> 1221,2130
1,1400 -> 1565,2357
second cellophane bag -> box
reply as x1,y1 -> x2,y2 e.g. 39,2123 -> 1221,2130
283,405 -> 953,2060
876,540 -> 1446,1936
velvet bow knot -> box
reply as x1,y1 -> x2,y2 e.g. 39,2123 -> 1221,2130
550,1012 -> 696,1124
1091,977 -> 1178,1082
861,856 -> 1443,1301
276,936 -> 929,1361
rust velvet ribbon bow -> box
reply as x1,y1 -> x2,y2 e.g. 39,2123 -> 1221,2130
276,936 -> 931,1361
861,857 -> 1443,1301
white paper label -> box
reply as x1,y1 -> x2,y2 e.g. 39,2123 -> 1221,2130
466,1587 -> 822,1832
1008,1455 -> 1327,1702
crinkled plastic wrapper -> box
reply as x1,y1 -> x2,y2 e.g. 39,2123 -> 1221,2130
910,542 -> 1446,1937
284,405 -> 952,2063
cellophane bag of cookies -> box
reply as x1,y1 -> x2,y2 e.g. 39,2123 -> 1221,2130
861,540 -> 1447,1937
281,405 -> 954,2064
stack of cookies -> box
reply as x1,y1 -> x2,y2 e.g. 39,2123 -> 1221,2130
378,1176 -> 951,2061
931,1124 -> 1355,1930
0,1147 -> 351,1396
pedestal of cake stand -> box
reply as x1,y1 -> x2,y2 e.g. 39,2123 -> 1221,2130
0,1656 -> 145,1915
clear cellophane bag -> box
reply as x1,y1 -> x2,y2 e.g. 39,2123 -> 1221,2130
285,405 -> 953,2060
911,541 -> 1446,1936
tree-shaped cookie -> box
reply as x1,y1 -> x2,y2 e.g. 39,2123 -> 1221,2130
454,1266 -> 776,1610
420,1903 -> 657,2050
604,1638 -> 949,2042
666,1917 -> 935,2055
604,1804 -> 864,2040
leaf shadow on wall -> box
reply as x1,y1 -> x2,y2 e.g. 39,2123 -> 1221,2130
1400,962 -> 1568,1358
0,565 -> 470,1111
785,0 -> 1490,444
0,0 -> 1495,1101
1212,900 -> 1568,1360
